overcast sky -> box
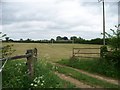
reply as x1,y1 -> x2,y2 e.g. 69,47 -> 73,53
1,0 -> 119,40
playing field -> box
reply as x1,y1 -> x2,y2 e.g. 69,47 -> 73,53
3,43 -> 102,62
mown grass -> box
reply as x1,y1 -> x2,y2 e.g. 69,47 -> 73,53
3,43 -> 101,62
48,63 -> 120,88
57,58 -> 120,79
2,59 -> 75,88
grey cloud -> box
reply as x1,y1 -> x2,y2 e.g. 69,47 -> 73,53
2,0 -> 118,40
2,2 -> 57,25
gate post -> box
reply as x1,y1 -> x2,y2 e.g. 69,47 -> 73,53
26,49 -> 34,79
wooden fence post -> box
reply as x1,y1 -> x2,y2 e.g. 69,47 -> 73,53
26,48 -> 37,79
34,48 -> 37,62
26,49 -> 34,79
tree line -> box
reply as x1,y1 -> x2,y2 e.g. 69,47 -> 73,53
2,36 -> 109,45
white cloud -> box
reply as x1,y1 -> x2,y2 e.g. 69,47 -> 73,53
2,0 -> 119,2
1,0 -> 118,40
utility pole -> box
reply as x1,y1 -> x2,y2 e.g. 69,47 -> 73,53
99,0 -> 106,45
103,0 -> 105,45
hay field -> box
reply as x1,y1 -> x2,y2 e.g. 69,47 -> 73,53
3,43 -> 102,62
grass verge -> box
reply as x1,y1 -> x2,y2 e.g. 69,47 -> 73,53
48,63 -> 120,88
57,58 -> 120,79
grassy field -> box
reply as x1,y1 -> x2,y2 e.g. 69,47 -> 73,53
3,43 -> 101,62
3,43 -> 119,88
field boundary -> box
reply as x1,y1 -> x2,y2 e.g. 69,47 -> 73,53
0,48 -> 37,78
72,48 -> 100,58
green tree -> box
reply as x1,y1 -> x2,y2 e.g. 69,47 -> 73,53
105,24 -> 120,50
56,36 -> 62,41
101,24 -> 120,69
5,37 -> 9,42
0,32 -> 15,58
62,36 -> 68,40
70,36 -> 77,41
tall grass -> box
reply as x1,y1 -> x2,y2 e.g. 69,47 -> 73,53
2,59 -> 75,88
2,60 -> 30,88
57,58 -> 119,79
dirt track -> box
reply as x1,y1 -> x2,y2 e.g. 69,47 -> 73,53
55,72 -> 96,88
51,62 -> 119,87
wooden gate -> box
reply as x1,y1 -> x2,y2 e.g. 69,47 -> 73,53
72,48 -> 100,58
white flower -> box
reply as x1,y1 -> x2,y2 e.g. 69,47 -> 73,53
39,76 -> 43,79
34,77 -> 37,81
41,83 -> 43,86
30,83 -> 33,86
37,80 -> 40,83
34,84 -> 37,87
42,80 -> 44,83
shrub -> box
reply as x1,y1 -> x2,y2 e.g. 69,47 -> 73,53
104,50 -> 120,69
100,24 -> 120,69
2,44 -> 16,58
100,45 -> 108,58
105,24 -> 120,51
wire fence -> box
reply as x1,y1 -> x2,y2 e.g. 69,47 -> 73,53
0,48 -> 37,79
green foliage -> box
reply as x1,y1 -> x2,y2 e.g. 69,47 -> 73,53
2,44 -> 16,58
33,60 -> 75,88
105,24 -> 120,50
51,63 -> 119,88
100,45 -> 108,58
57,59 -> 119,79
102,24 -> 120,69
5,37 -> 9,42
104,50 -> 120,69
0,32 -> 16,58
2,59 -> 75,88
2,60 -> 30,88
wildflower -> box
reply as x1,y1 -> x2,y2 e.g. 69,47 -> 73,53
34,84 -> 37,87
37,80 -> 40,83
15,64 -> 18,66
34,77 -> 38,83
41,83 -> 43,86
39,75 -> 43,79
30,83 -> 33,86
